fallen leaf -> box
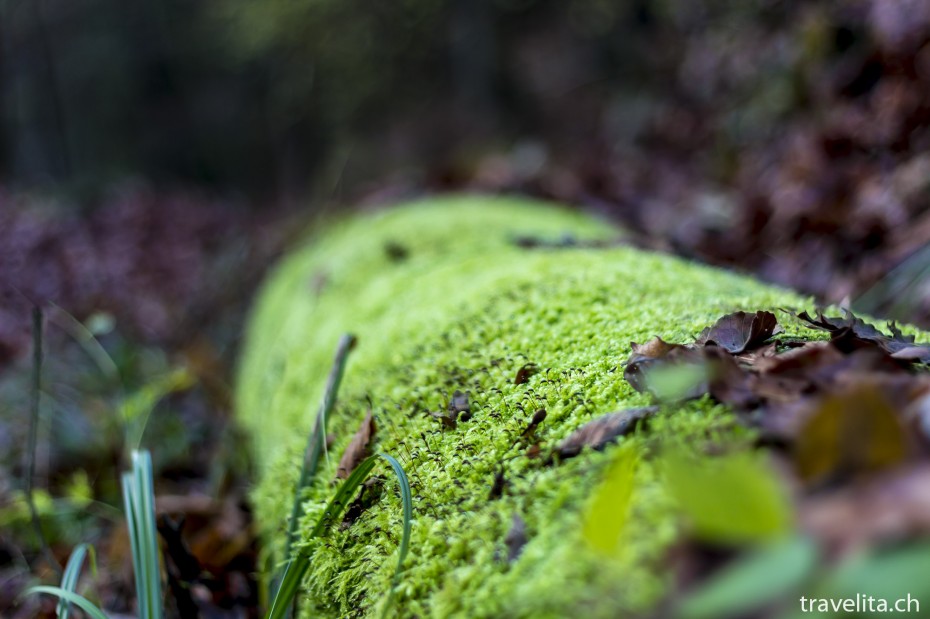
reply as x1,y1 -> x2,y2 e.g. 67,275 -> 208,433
337,411 -> 377,479
624,337 -> 704,397
514,363 -> 538,385
430,410 -> 458,430
794,387 -> 910,485
555,407 -> 658,460
798,310 -> 930,362
521,408 -> 547,439
696,310 -> 780,353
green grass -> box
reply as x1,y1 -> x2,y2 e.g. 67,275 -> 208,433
25,449 -> 164,618
121,450 -> 163,619
57,543 -> 96,619
267,453 -> 413,619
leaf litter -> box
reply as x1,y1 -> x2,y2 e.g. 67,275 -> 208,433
600,308 -> 930,618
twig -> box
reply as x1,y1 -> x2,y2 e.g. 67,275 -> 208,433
25,306 -> 61,576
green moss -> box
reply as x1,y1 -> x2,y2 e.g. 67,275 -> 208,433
236,195 -> 813,618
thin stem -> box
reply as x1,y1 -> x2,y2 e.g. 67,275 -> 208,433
25,306 -> 61,576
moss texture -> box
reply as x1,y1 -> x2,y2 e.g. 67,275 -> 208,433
236,196 -> 812,618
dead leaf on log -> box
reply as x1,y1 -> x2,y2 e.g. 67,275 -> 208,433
521,408 -> 547,439
798,310 -> 930,362
696,310 -> 780,353
514,362 -> 538,385
624,337 -> 705,398
554,407 -> 659,461
337,410 -> 376,480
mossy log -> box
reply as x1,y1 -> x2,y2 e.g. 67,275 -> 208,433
236,196 -> 810,618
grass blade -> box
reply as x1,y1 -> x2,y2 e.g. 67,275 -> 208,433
284,333 -> 356,557
267,456 -> 377,619
266,453 -> 414,619
121,450 -> 163,619
378,453 -> 412,619
24,586 -> 109,619
58,543 -> 96,619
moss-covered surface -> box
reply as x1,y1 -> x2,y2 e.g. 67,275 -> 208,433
236,195 -> 814,618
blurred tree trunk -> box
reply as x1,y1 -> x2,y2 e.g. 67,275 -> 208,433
450,0 -> 498,126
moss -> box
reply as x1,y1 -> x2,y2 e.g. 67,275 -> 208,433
236,195 -> 813,618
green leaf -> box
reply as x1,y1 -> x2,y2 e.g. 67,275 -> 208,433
378,453 -> 413,619
677,536 -> 818,619
121,450 -> 163,619
663,451 -> 793,544
24,586 -> 109,619
821,541 -> 930,609
583,442 -> 639,555
58,543 -> 97,619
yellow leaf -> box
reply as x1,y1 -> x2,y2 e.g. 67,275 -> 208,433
663,451 -> 792,545
583,443 -> 639,555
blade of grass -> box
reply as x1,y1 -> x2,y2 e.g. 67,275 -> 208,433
24,586 -> 109,619
121,450 -> 163,619
24,306 -> 61,576
266,452 -> 413,619
378,453 -> 413,619
47,303 -> 119,384
58,543 -> 96,619
284,333 -> 356,557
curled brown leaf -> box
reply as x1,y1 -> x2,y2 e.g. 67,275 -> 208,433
696,310 -> 780,353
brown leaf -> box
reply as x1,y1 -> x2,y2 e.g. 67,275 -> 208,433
798,310 -> 930,362
555,407 -> 658,460
696,310 -> 780,353
794,387 -> 911,485
521,408 -> 547,439
624,337 -> 704,396
514,363 -> 538,385
430,411 -> 458,430
337,411 -> 377,480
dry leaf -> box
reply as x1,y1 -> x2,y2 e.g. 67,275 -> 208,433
337,410 -> 377,479
514,363 -> 538,385
696,310 -> 780,353
555,407 -> 658,460
794,387 -> 910,485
